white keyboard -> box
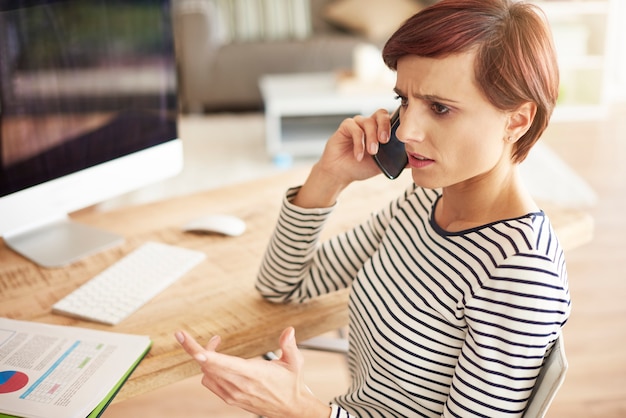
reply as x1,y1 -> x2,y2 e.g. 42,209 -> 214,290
53,242 -> 206,325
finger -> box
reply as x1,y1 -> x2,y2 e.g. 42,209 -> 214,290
359,116 -> 380,156
340,117 -> 366,161
277,327 -> 303,370
205,335 -> 222,352
174,330 -> 205,361
373,108 -> 393,145
175,330 -> 218,363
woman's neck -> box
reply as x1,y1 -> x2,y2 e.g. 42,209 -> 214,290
434,166 -> 538,232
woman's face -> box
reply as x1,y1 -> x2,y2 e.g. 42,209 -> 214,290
394,51 -> 513,191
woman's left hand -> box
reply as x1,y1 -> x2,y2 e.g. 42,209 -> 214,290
174,327 -> 331,418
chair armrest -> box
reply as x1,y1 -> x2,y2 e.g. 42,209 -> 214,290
298,336 -> 349,353
523,335 -> 568,418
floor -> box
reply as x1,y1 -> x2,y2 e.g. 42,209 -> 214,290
102,104 -> 626,417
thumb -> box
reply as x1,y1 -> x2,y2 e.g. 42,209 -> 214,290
278,327 -> 303,371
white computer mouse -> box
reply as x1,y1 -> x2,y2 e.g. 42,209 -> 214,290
181,214 -> 246,237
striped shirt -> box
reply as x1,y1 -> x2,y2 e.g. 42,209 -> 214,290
256,184 -> 570,417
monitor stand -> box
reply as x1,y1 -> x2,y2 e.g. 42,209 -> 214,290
5,217 -> 124,268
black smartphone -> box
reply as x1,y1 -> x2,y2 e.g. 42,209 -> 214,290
372,107 -> 407,179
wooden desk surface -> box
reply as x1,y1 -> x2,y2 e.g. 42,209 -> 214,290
0,168 -> 594,402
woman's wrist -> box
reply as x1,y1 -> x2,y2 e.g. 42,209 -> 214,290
292,163 -> 349,209
296,396 -> 332,418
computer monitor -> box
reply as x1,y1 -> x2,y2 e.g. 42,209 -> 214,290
0,0 -> 182,267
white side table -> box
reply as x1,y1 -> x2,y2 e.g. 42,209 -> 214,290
259,72 -> 397,157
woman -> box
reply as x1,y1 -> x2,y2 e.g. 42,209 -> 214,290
175,0 -> 569,416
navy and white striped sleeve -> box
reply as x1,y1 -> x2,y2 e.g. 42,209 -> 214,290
255,185 -> 413,303
329,403 -> 356,417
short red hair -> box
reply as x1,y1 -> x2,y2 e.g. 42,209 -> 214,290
382,0 -> 559,163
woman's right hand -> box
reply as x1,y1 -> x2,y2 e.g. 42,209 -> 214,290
293,108 -> 394,208
175,327 -> 330,418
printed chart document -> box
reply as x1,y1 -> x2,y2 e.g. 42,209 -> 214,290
0,318 -> 151,418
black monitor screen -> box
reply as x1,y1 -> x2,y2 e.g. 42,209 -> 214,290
0,0 -> 178,197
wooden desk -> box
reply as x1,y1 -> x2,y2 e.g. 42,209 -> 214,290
0,168 -> 594,402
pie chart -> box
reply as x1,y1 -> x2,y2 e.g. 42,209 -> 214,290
0,370 -> 29,394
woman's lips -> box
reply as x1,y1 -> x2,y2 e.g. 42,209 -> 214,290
408,152 -> 434,168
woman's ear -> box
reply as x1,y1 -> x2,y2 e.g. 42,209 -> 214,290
506,102 -> 536,142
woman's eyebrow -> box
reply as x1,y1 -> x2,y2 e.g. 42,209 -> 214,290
393,87 -> 459,104
422,94 -> 460,104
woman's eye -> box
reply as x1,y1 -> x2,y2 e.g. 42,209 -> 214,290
394,95 -> 408,107
431,103 -> 449,115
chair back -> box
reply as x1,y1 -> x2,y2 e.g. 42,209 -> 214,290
523,335 -> 568,418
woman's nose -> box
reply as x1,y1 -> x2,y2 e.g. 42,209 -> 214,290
396,108 -> 425,144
